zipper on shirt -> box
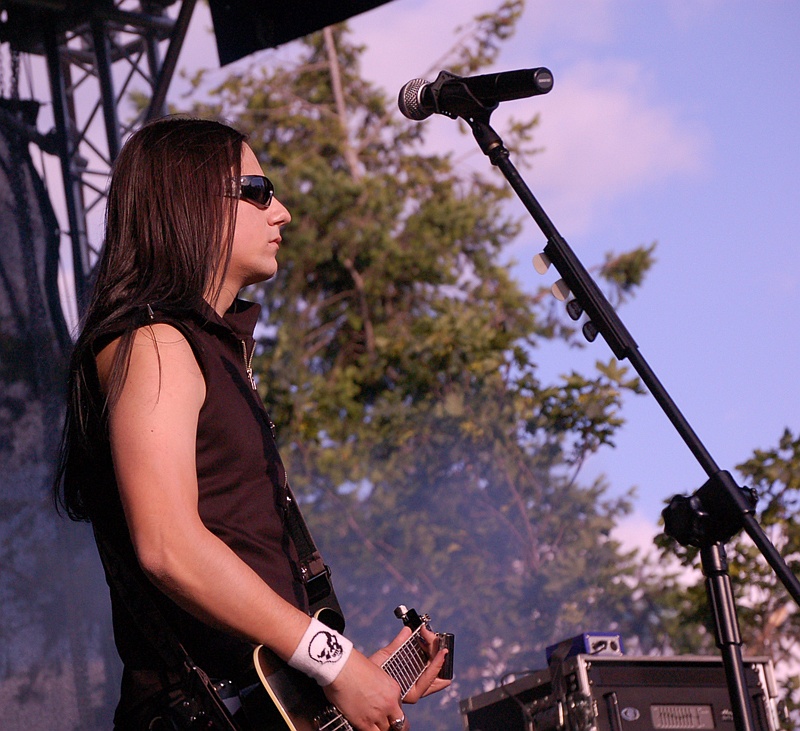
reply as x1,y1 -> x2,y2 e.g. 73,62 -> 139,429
240,339 -> 257,390
240,338 -> 279,441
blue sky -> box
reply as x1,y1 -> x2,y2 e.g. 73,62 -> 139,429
330,0 -> 800,550
12,0 -> 800,552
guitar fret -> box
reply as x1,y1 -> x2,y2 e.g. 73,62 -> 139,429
384,632 -> 428,696
396,661 -> 414,693
398,650 -> 424,687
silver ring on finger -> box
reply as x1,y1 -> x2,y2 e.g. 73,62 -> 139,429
390,714 -> 405,731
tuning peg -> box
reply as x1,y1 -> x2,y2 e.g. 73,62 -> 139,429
582,321 -> 598,342
533,252 -> 551,274
566,300 -> 583,321
551,279 -> 570,301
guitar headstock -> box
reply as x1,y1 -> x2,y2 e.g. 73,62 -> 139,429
394,604 -> 454,681
394,604 -> 430,631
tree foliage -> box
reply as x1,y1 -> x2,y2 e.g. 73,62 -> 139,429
181,5 -> 660,727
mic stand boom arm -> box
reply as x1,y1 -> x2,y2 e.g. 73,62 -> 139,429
461,105 -> 800,731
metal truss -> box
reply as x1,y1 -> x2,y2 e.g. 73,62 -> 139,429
2,0 -> 197,308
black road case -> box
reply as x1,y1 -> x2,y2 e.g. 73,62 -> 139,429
459,655 -> 781,731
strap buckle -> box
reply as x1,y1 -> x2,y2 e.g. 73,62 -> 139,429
300,556 -> 332,604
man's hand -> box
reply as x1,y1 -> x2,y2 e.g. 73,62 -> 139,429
323,648 -> 405,731
323,624 -> 452,731
370,625 -> 452,703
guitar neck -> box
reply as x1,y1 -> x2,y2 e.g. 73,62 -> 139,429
381,626 -> 429,698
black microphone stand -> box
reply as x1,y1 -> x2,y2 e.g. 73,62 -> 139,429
439,88 -> 800,731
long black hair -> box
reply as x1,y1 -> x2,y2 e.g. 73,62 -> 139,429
55,116 -> 247,520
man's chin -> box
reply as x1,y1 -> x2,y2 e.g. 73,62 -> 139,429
249,266 -> 277,285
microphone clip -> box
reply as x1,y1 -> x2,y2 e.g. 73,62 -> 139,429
426,70 -> 499,121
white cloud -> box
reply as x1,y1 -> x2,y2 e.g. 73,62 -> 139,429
348,2 -> 710,238
513,0 -> 618,48
38,0 -> 710,261
613,512 -> 702,592
612,510 -> 661,556
351,0 -> 501,88
518,59 -> 710,234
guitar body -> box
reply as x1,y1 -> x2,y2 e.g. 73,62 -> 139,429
243,645 -> 339,731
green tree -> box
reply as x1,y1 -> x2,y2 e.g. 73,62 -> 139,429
182,5 -> 660,727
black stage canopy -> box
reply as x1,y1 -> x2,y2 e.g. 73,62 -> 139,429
0,0 -> 395,63
208,0 -> 395,65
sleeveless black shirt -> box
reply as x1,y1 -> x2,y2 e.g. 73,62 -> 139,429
77,299 -> 308,720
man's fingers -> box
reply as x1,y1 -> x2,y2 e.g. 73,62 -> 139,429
402,645 -> 451,703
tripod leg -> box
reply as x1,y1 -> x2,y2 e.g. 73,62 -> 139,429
701,543 -> 757,731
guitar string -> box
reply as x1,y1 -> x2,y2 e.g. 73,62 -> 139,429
318,714 -> 352,731
385,633 -> 428,696
316,705 -> 353,731
385,632 -> 425,671
387,642 -> 422,690
389,636 -> 427,691
316,627 -> 431,730
381,626 -> 425,669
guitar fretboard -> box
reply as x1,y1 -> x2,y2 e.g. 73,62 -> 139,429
382,627 -> 428,698
314,619 -> 433,731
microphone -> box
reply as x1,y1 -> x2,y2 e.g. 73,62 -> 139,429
398,67 -> 553,121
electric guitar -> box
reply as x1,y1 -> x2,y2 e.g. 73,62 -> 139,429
240,605 -> 453,731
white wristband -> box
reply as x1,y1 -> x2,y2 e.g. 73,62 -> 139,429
287,617 -> 353,687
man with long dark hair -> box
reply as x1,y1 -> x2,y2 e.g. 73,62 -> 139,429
56,116 -> 449,730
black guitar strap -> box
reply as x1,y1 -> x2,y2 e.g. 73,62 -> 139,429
281,480 -> 346,632
263,407 -> 345,632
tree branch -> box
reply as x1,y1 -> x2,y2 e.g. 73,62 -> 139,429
341,257 -> 376,358
323,26 -> 362,181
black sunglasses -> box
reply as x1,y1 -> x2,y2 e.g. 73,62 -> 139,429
231,175 -> 274,209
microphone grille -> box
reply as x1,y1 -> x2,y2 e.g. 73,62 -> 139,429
398,78 -> 431,121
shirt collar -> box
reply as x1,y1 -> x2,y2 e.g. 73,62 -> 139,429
198,298 -> 262,340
